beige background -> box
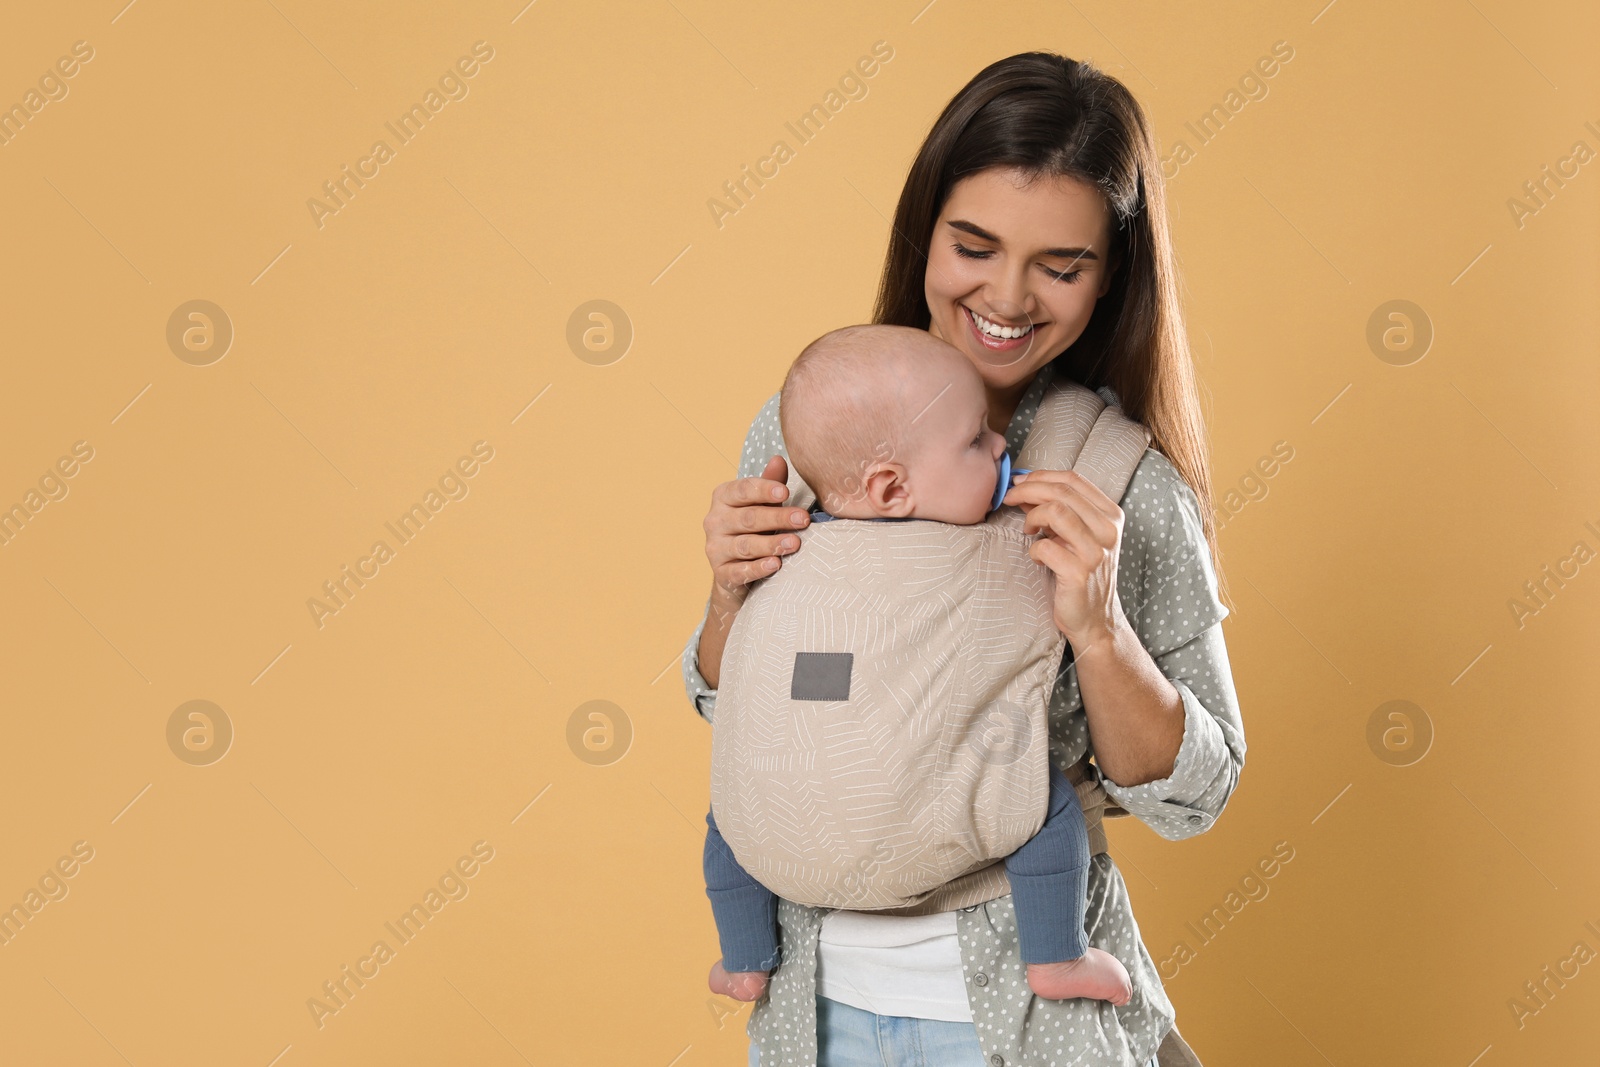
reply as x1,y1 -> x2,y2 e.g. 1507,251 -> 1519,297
1,1 -> 1596,1064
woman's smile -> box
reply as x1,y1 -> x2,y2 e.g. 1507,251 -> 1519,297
962,304 -> 1042,351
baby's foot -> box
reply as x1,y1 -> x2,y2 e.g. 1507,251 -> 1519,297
1026,948 -> 1133,1004
708,959 -> 770,1002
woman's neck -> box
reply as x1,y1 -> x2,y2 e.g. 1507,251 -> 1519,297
987,377 -> 1033,435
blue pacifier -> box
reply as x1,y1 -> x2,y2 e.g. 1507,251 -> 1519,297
991,451 -> 1033,512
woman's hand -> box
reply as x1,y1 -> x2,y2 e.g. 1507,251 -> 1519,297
1001,469 -> 1127,655
704,454 -> 810,610
697,456 -> 811,688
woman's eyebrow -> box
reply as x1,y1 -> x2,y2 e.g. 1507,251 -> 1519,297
946,218 -> 1100,261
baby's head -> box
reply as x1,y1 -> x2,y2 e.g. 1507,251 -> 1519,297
780,324 -> 1009,525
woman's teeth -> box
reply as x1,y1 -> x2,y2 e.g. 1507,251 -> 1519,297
968,308 -> 1035,340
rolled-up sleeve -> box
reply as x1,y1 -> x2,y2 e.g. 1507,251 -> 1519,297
683,607 -> 719,724
1096,451 -> 1247,841
681,391 -> 785,726
1099,622 -> 1246,839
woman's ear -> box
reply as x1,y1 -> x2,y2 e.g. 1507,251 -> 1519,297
1101,210 -> 1125,293
1097,259 -> 1118,299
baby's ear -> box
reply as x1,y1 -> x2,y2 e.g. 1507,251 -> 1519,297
864,464 -> 915,518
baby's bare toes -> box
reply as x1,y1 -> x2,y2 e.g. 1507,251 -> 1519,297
708,960 -> 770,1001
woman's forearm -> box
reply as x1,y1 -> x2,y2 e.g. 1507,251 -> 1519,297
1070,616 -> 1186,787
695,583 -> 744,691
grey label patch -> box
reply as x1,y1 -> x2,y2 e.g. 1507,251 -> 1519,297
791,652 -> 853,701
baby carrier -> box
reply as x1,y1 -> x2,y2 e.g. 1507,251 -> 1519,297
709,375 -> 1152,915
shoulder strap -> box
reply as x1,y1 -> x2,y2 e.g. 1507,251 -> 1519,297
782,376 -> 1152,510
1016,378 -> 1151,503
1013,377 -> 1151,828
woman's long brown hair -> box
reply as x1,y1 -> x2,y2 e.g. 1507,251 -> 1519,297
872,51 -> 1229,609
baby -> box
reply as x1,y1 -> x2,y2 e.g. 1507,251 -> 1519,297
704,324 -> 1133,1006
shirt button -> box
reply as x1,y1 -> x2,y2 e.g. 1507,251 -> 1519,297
990,1056 -> 1005,1067
974,972 -> 988,986
1187,813 -> 1204,824
962,905 -> 978,913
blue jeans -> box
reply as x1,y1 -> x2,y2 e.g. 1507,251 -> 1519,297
749,995 -> 1161,1066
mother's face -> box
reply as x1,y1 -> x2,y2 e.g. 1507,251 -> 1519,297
923,166 -> 1118,398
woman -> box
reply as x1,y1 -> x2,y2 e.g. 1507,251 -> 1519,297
683,52 -> 1245,1067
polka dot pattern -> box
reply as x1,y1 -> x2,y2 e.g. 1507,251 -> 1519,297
683,361 -> 1247,1065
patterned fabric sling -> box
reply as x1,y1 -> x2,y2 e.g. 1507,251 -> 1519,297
710,376 -> 1154,918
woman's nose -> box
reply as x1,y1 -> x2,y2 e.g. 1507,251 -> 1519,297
984,277 -> 1036,325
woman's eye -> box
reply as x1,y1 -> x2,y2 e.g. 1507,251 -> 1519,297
956,241 -> 1080,284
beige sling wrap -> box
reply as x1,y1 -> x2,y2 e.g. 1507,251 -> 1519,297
710,376 -> 1152,917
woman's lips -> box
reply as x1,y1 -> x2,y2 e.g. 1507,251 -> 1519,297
962,305 -> 1039,352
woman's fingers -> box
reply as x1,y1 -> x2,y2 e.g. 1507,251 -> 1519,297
716,491 -> 809,539
712,473 -> 787,513
703,458 -> 811,595
1005,469 -> 1118,519
720,554 -> 781,592
738,499 -> 811,535
707,509 -> 801,562
1004,470 -> 1121,542
730,530 -> 803,561
757,453 -> 789,487
1027,532 -> 1075,572
1012,488 -> 1107,544
712,533 -> 799,598
1023,499 -> 1094,546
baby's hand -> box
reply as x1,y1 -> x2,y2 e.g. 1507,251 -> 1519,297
708,958 -> 771,1002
